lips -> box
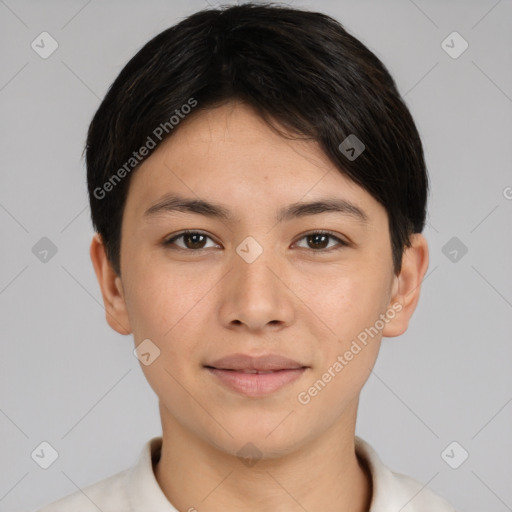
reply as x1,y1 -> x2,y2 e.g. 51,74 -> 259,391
205,353 -> 307,372
204,353 -> 309,397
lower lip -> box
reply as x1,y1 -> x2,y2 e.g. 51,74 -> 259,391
206,367 -> 307,397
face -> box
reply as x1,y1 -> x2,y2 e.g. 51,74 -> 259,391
91,101 -> 427,459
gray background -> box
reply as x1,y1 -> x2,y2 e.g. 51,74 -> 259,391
1,0 -> 511,510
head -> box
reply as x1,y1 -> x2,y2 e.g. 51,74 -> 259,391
89,3 -> 429,458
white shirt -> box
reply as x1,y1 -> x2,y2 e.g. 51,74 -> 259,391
37,436 -> 456,511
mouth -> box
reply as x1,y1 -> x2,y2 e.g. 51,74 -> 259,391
204,367 -> 304,374
205,352 -> 308,372
204,365 -> 308,397
203,353 -> 310,397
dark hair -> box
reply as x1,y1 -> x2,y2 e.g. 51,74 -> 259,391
86,2 -> 428,277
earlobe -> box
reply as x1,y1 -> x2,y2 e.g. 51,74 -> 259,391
382,233 -> 429,338
89,233 -> 132,335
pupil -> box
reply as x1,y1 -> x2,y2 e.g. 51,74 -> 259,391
309,234 -> 328,249
187,233 -> 205,249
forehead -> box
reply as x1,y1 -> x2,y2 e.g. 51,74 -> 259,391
123,101 -> 385,226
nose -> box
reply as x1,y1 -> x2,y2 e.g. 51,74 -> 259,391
218,240 -> 295,333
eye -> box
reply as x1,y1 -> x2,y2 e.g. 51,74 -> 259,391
294,231 -> 349,252
163,230 -> 349,252
163,230 -> 219,251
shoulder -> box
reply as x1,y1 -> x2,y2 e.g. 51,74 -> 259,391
355,436 -> 457,511
389,471 -> 457,511
36,469 -> 130,511
35,437 -> 167,511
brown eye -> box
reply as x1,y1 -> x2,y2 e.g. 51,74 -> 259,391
163,230 -> 348,253
295,231 -> 348,252
307,233 -> 330,250
182,233 -> 207,249
164,231 -> 217,251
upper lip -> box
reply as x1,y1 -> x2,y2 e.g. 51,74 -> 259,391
205,353 -> 307,371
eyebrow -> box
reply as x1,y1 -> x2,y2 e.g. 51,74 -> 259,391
143,193 -> 369,224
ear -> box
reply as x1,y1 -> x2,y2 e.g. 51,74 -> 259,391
382,233 -> 429,338
89,232 -> 132,335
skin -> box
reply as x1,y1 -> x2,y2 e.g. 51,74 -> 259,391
90,101 -> 429,512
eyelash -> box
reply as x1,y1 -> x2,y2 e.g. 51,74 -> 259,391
163,230 -> 349,253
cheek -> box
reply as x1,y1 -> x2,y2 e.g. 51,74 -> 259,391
124,263 -> 208,408
303,265 -> 391,342
295,273 -> 387,415
123,258 -> 209,340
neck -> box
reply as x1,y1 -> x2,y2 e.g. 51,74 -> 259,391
154,403 -> 372,512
